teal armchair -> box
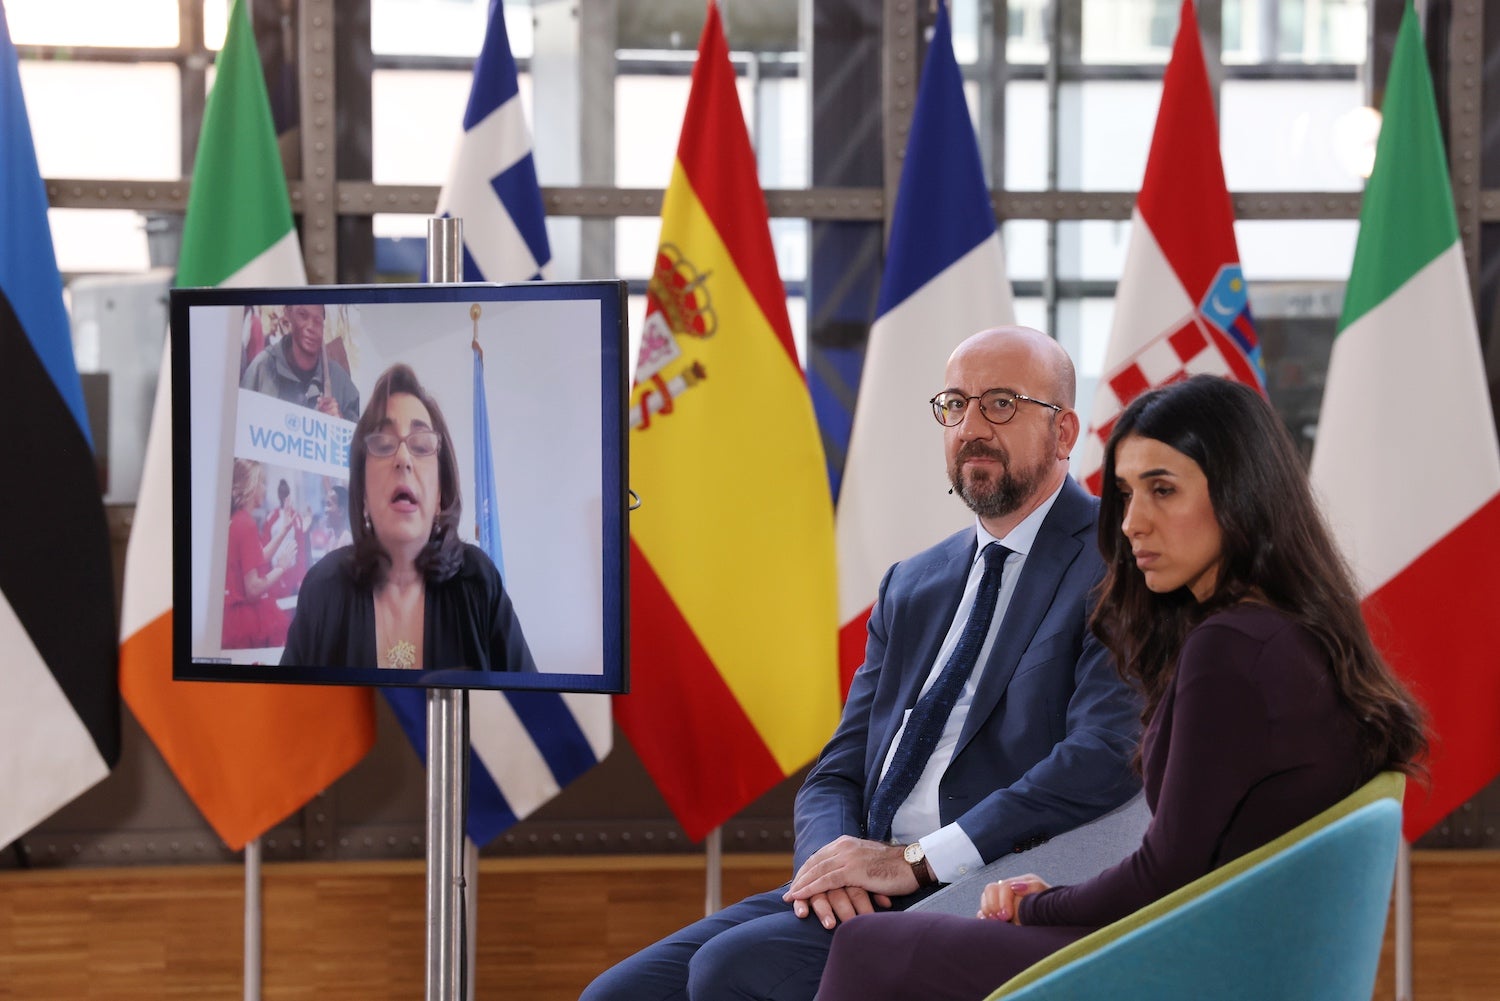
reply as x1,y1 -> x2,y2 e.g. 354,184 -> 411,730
988,772 -> 1406,1001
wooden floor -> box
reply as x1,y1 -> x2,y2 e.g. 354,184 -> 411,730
1,851 -> 1496,999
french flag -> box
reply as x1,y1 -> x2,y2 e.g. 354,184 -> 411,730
834,2 -> 1015,694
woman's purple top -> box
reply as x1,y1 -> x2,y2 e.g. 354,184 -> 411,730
1021,603 -> 1366,928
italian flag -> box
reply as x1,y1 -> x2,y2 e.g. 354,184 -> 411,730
118,0 -> 374,851
1309,1 -> 1500,842
617,0 -> 839,841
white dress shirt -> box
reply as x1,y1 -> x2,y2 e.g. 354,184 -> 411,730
879,480 -> 1064,883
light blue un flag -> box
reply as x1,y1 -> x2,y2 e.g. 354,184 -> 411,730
385,0 -> 607,846
472,342 -> 504,567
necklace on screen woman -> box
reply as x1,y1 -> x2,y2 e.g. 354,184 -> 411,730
384,639 -> 418,670
375,579 -> 425,670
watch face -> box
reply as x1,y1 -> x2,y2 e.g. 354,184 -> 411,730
904,843 -> 924,864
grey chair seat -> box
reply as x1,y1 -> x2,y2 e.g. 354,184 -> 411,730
907,792 -> 1150,917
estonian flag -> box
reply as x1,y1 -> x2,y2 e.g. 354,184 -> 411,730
0,0 -> 120,849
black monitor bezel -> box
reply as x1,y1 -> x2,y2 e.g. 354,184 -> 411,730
169,280 -> 629,694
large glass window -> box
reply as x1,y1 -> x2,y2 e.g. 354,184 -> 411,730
1221,80 -> 1367,190
1060,81 -> 1161,190
370,0 -> 531,59
1004,81 -> 1051,191
1082,0 -> 1177,63
21,63 -> 181,180
371,68 -> 484,188
1224,0 -> 1368,64
8,0 -> 178,47
1007,0 -> 1051,64
50,208 -> 152,275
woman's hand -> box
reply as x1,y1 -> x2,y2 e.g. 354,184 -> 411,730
977,874 -> 1050,925
262,508 -> 297,562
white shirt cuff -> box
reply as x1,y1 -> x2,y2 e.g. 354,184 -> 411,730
918,822 -> 984,884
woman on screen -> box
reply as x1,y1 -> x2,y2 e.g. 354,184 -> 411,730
280,363 -> 537,674
222,459 -> 295,649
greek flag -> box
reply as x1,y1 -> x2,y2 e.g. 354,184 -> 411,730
386,0 -> 609,845
435,0 -> 550,282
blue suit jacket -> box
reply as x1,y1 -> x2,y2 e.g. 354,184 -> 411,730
795,476 -> 1141,872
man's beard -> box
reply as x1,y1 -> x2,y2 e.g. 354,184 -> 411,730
949,440 -> 1051,519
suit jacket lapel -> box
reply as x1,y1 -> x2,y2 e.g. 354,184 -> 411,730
955,479 -> 1088,755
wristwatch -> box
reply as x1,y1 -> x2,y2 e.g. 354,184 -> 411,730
903,842 -> 936,888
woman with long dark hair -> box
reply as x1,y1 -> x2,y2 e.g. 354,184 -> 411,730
281,363 -> 535,674
813,375 -> 1426,1001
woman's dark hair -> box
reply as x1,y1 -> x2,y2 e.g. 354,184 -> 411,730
348,363 -> 464,586
1093,374 -> 1426,778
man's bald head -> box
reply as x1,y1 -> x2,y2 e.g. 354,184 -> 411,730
947,326 -> 1076,409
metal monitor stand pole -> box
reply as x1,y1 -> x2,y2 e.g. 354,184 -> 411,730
425,215 -> 467,1001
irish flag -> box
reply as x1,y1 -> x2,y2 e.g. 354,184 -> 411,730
835,1 -> 1013,695
1309,1 -> 1500,842
119,0 -> 374,851
617,0 -> 839,841
1077,0 -> 1262,494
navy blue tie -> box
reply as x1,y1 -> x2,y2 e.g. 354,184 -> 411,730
867,541 -> 1010,843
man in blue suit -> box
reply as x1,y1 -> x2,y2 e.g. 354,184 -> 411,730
582,327 -> 1140,1001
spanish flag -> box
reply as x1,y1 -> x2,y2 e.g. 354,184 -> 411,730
619,0 -> 839,841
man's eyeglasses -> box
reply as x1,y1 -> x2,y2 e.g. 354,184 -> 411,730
364,430 -> 442,458
929,389 -> 1064,427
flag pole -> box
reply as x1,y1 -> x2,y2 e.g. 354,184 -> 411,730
1395,839 -> 1412,1000
705,827 -> 723,915
244,836 -> 262,1001
466,837 -> 480,1001
426,215 -> 469,1001
1389,10 -> 1418,991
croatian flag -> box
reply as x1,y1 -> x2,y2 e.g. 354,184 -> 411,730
1076,0 -> 1262,495
389,0 -> 608,845
834,2 -> 1015,694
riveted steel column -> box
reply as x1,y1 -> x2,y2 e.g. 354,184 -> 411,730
1448,0 -> 1483,298
298,0 -> 338,284
882,0 -> 920,243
